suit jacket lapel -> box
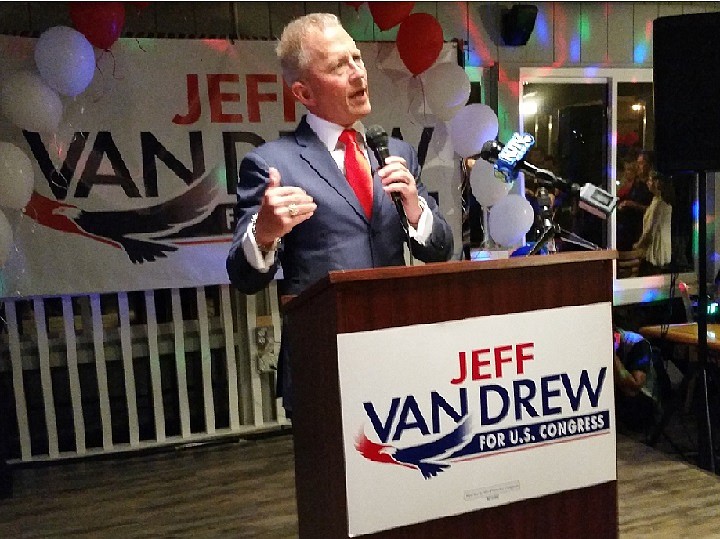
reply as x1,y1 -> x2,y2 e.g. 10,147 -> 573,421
295,118 -> 370,224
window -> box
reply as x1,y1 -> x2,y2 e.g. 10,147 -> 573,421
519,68 -> 696,304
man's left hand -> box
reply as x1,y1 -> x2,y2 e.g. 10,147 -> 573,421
378,156 -> 422,226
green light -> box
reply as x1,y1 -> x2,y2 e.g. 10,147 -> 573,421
579,14 -> 590,42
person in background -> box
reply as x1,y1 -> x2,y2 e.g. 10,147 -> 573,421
460,155 -> 485,257
226,13 -> 454,414
616,150 -> 653,250
613,327 -> 660,432
633,171 -> 673,274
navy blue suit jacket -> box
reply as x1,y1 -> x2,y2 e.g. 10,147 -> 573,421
227,117 -> 453,297
226,117 -> 454,409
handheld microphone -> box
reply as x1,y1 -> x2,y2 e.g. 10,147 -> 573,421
365,124 -> 408,228
480,135 -> 618,219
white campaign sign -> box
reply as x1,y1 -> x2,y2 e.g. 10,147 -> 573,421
0,36 -> 457,298
337,302 -> 615,537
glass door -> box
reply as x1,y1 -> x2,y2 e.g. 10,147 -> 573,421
520,68 -> 696,303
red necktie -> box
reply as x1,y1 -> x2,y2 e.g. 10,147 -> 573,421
339,128 -> 373,218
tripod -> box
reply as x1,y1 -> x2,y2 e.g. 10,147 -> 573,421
526,186 -> 601,256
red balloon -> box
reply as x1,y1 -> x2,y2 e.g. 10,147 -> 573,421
396,13 -> 444,76
70,2 -> 126,51
369,2 -> 414,31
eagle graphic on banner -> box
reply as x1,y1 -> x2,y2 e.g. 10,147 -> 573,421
23,169 -> 221,264
355,416 -> 473,479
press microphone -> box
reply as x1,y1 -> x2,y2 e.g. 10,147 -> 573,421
480,134 -> 617,219
480,134 -> 555,186
365,124 -> 408,229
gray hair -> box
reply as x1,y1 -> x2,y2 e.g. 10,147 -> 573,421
276,13 -> 343,84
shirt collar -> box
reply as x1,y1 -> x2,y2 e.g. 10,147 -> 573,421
306,112 -> 366,151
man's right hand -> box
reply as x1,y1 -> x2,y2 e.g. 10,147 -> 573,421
254,167 -> 316,249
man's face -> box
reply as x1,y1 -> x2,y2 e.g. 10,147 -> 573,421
292,25 -> 371,127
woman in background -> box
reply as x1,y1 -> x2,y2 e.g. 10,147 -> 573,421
616,150 -> 654,250
633,171 -> 673,274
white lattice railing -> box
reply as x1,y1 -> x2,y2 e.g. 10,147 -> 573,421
0,282 -> 287,463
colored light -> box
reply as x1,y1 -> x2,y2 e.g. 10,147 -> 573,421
569,35 -> 581,63
641,289 -> 662,302
634,43 -> 647,64
535,10 -> 550,47
579,14 -> 590,43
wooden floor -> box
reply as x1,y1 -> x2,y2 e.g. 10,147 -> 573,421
1,430 -> 720,538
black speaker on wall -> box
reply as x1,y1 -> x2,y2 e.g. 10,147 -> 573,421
654,12 -> 720,173
501,5 -> 538,46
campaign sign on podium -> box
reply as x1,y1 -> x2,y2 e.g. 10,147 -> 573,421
337,302 -> 615,537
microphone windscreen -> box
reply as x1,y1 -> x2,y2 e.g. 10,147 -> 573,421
480,140 -> 500,161
366,124 -> 389,150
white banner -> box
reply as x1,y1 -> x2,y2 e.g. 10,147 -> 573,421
0,36 -> 458,298
337,302 -> 615,537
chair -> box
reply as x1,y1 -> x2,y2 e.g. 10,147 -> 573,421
645,282 -> 705,458
617,248 -> 644,278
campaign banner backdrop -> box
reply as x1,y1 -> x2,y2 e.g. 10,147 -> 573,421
337,302 -> 615,537
0,36 -> 458,298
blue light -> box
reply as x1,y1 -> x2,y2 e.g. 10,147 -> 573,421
471,251 -> 493,261
570,35 -> 581,63
466,49 -> 482,68
634,43 -> 647,64
535,11 -> 550,46
641,289 -> 662,302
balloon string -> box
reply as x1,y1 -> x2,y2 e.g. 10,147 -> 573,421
134,37 -> 147,53
406,75 -> 432,129
418,75 -> 431,121
48,133 -> 68,193
95,48 -> 120,80
92,50 -> 121,104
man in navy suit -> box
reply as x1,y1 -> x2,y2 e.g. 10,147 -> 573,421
227,13 -> 454,412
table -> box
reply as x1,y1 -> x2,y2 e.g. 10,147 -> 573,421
638,323 -> 720,351
638,323 -> 719,471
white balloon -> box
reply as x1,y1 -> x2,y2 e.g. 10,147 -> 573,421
469,159 -> 511,207
406,78 -> 439,127
35,26 -> 95,97
0,209 -> 13,268
422,62 -> 471,121
449,104 -> 499,158
488,194 -> 535,247
0,71 -> 63,132
0,143 -> 34,210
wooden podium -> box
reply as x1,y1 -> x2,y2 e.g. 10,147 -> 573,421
284,251 -> 618,538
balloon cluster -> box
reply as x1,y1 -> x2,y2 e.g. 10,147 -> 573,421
469,158 -> 534,248
364,2 -> 443,77
0,3 -> 132,269
0,2 -> 129,131
364,3 -> 533,248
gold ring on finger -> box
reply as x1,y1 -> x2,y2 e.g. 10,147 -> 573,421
288,203 -> 299,217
